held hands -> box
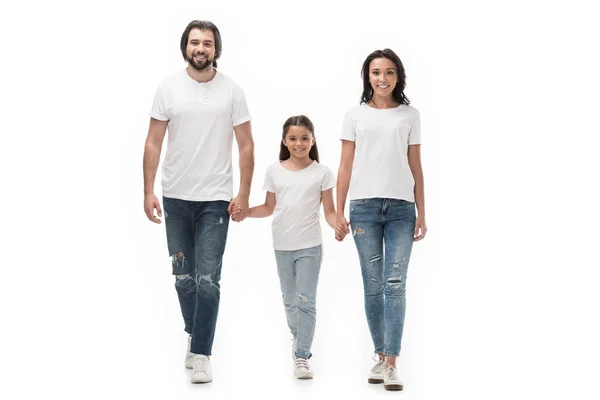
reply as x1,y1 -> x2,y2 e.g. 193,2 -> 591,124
335,214 -> 351,242
227,196 -> 249,222
144,193 -> 162,224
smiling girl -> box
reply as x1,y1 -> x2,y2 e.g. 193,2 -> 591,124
232,115 -> 338,379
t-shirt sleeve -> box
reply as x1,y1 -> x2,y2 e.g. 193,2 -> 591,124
149,84 -> 169,121
340,110 -> 356,141
321,167 -> 336,191
263,167 -> 276,193
232,84 -> 251,127
408,110 -> 421,145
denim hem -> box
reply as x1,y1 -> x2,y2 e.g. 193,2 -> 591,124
295,350 -> 312,359
383,351 -> 400,357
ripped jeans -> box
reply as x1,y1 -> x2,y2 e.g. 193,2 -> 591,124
349,198 -> 416,357
163,196 -> 230,356
274,245 -> 322,359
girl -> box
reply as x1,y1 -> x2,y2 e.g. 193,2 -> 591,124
232,115 -> 337,379
335,49 -> 428,391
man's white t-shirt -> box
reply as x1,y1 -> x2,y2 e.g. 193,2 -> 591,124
263,161 -> 336,251
341,104 -> 421,202
149,70 -> 251,201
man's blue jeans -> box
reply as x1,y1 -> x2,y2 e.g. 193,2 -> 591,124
163,196 -> 230,356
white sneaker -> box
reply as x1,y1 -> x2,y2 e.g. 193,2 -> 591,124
184,335 -> 193,369
382,364 -> 403,391
292,337 -> 298,360
368,356 -> 385,384
191,354 -> 212,383
294,358 -> 314,379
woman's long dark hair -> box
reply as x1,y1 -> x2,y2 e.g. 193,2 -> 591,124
279,115 -> 320,163
360,48 -> 410,106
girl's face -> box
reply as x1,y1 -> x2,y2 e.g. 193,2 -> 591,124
369,57 -> 397,98
283,125 -> 314,160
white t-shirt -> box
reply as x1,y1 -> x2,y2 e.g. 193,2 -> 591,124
149,70 -> 251,201
263,161 -> 336,251
340,104 -> 421,202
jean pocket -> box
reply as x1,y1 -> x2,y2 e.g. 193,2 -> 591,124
349,199 -> 367,206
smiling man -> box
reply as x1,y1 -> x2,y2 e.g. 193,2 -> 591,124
142,20 -> 254,384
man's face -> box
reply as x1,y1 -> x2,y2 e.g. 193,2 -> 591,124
186,28 -> 216,71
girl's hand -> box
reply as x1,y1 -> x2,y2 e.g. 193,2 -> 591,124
414,215 -> 427,241
229,204 -> 242,219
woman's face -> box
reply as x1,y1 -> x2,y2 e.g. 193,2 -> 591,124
369,57 -> 398,98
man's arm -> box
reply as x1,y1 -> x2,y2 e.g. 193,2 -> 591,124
143,117 -> 168,223
228,120 -> 254,221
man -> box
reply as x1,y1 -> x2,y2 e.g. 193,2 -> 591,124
143,20 -> 254,384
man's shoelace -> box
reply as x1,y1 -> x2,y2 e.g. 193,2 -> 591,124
194,357 -> 208,372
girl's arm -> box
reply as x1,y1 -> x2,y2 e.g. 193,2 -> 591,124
248,191 -> 276,218
321,188 -> 337,229
408,144 -> 427,241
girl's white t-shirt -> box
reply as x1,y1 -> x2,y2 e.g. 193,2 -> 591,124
341,104 -> 421,202
263,161 -> 335,251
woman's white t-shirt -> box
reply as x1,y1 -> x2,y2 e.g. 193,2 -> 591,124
263,161 -> 335,251
341,104 -> 421,202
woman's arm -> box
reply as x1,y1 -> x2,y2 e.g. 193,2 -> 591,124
408,144 -> 427,241
336,140 -> 355,239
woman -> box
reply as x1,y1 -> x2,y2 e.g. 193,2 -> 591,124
335,48 -> 427,392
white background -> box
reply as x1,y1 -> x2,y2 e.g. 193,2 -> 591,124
1,0 -> 599,399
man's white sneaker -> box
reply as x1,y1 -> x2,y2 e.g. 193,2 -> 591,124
294,358 -> 314,379
191,354 -> 212,383
382,364 -> 403,391
184,335 -> 193,369
292,337 -> 298,360
368,356 -> 385,384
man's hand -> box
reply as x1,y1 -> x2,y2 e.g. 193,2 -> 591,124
227,195 -> 249,222
144,193 -> 162,224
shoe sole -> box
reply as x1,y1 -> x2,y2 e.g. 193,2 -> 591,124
384,384 -> 403,391
191,380 -> 212,384
368,378 -> 384,384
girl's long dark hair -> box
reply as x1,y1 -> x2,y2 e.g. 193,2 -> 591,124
279,115 -> 320,163
360,48 -> 410,106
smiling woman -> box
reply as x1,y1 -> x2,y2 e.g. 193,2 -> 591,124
336,48 -> 427,392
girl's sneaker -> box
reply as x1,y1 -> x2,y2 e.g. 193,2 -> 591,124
294,358 -> 314,379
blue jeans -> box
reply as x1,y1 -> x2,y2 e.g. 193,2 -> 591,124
349,198 -> 416,356
163,196 -> 230,356
274,245 -> 322,359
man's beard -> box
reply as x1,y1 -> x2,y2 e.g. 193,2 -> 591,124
187,52 -> 213,71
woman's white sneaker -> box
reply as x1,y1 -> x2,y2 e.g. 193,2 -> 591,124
382,364 -> 403,391
368,358 -> 386,384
